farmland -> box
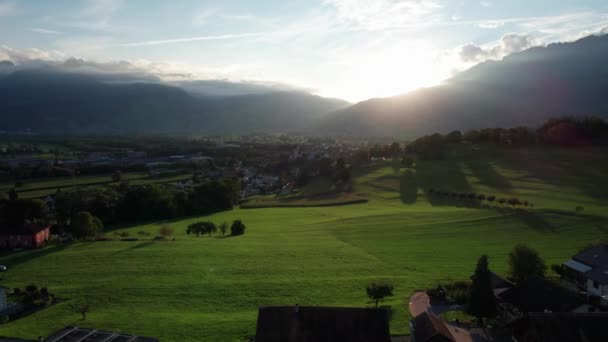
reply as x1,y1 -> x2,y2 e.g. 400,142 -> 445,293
1,145 -> 608,341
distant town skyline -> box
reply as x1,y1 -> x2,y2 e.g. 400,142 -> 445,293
1,0 -> 607,102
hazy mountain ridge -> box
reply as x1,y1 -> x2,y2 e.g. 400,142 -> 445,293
320,34 -> 608,137
0,68 -> 349,134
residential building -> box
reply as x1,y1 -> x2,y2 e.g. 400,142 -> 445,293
508,312 -> 608,342
44,326 -> 158,342
497,276 -> 588,323
0,224 -> 51,249
255,305 -> 391,342
563,244 -> 608,304
410,312 -> 455,342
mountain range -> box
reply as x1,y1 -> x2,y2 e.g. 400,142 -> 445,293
1,33 -> 608,137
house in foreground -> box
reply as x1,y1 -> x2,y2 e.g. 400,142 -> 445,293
508,312 -> 608,342
497,276 -> 589,323
410,311 -> 455,342
43,326 -> 158,342
0,224 -> 50,249
255,305 -> 391,342
563,244 -> 608,305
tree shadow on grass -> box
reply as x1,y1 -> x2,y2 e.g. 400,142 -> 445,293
400,170 -> 418,204
0,243 -> 70,268
113,240 -> 156,254
464,160 -> 513,192
515,210 -> 555,232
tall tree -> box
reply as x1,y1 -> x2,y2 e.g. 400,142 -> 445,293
467,255 -> 497,320
508,244 -> 547,282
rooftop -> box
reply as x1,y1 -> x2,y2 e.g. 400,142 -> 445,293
410,311 -> 455,342
498,277 -> 585,313
44,326 -> 158,342
255,305 -> 391,342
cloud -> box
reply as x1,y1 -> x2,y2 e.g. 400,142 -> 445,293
480,1 -> 491,7
192,8 -> 218,26
0,0 -> 16,16
118,32 -> 266,47
458,33 -> 536,63
28,28 -> 62,35
477,20 -> 504,29
323,0 -> 442,31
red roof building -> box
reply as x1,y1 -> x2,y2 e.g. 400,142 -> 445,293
0,223 -> 50,249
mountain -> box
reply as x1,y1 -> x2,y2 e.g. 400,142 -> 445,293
320,34 -> 608,137
0,69 -> 349,134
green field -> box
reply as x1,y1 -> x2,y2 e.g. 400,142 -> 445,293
1,145 -> 608,341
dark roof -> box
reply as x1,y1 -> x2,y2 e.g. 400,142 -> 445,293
255,306 -> 391,342
511,312 -> 608,342
410,312 -> 454,342
45,326 -> 158,342
498,277 -> 585,313
585,267 -> 608,285
471,271 -> 513,289
573,245 -> 608,268
0,223 -> 50,235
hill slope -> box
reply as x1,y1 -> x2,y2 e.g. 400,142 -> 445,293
0,69 -> 349,134
321,34 -> 608,137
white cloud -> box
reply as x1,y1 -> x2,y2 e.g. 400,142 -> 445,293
0,0 -> 16,16
0,45 -> 66,64
458,33 -> 536,63
118,32 -> 266,47
477,20 -> 504,29
323,0 -> 442,31
28,28 -> 62,35
192,9 -> 218,26
480,1 -> 491,7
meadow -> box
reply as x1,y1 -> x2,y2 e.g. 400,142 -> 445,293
1,145 -> 608,341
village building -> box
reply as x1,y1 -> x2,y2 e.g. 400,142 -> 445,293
410,311 -> 455,342
563,244 -> 608,305
508,312 -> 608,342
497,276 -> 589,323
44,326 -> 158,342
0,224 -> 51,249
255,305 -> 391,342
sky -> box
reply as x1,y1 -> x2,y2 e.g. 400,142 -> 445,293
0,0 -> 607,102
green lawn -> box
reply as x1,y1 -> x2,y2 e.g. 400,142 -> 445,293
1,146 -> 608,341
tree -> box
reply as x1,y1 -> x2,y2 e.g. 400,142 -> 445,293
467,255 -> 497,320
508,244 -> 547,282
401,156 -> 415,168
230,220 -> 246,236
8,188 -> 18,200
78,304 -> 90,320
67,211 -> 103,238
112,171 -> 122,182
219,222 -> 228,236
159,224 -> 174,238
366,282 -> 394,307
445,130 -> 463,144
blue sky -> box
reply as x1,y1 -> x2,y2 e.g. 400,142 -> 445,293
1,0 -> 607,101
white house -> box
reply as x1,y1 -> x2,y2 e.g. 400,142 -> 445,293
563,244 -> 608,304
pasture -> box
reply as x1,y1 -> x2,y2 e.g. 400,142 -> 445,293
1,145 -> 607,341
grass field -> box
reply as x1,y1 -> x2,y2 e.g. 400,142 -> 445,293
1,145 -> 608,341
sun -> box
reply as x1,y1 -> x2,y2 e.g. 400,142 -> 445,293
334,39 -> 448,102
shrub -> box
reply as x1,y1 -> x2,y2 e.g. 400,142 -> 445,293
576,206 -> 585,213
231,220 -> 246,236
487,195 -> 496,202
159,225 -> 174,238
0,314 -> 9,324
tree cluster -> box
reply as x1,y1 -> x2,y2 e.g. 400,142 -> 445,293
427,189 -> 532,208
187,220 -> 245,237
